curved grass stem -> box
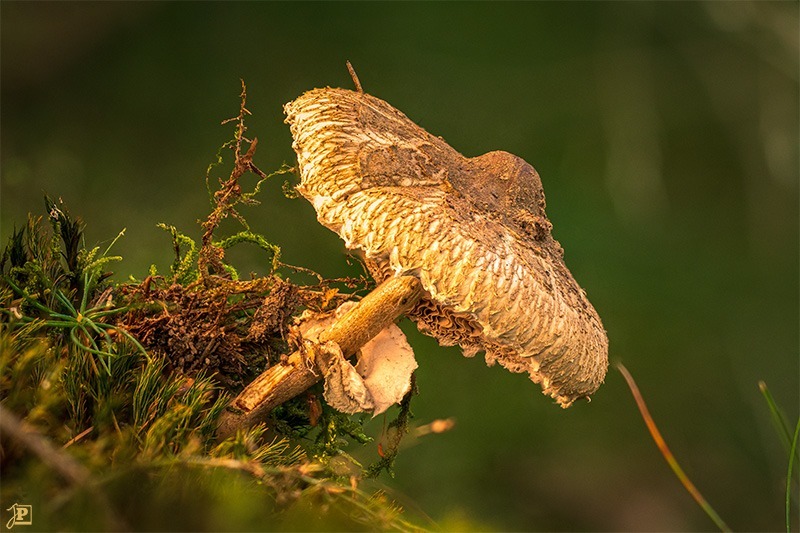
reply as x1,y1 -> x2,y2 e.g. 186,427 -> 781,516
759,381 -> 800,463
787,418 -> 800,533
70,326 -> 114,375
80,271 -> 92,314
616,362 -> 731,532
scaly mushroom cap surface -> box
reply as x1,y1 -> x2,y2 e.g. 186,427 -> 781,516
284,88 -> 608,407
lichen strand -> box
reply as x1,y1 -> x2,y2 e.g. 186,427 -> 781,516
285,88 -> 608,406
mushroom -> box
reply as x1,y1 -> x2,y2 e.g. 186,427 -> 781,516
217,84 -> 608,438
284,87 -> 608,407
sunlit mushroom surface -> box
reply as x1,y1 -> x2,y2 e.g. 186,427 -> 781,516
285,88 -> 608,407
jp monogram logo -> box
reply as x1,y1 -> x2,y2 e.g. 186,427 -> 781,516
5,504 -> 32,529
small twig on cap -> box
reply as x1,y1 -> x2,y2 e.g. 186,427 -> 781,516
346,60 -> 363,93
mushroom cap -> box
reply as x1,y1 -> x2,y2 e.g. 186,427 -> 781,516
284,88 -> 608,407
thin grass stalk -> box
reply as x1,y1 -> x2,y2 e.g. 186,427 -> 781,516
80,271 -> 92,314
617,362 -> 731,532
759,381 -> 799,462
787,418 -> 800,533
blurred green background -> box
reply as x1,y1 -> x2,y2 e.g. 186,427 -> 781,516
2,2 -> 797,531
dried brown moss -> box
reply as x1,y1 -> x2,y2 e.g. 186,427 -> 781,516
117,276 -> 356,391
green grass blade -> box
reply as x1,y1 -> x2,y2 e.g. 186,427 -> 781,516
759,381 -> 798,463
53,286 -> 78,315
70,324 -> 114,375
47,311 -> 76,321
113,327 -> 152,362
41,320 -> 80,327
84,306 -> 128,318
80,271 -> 91,313
787,418 -> 800,533
87,319 -> 115,352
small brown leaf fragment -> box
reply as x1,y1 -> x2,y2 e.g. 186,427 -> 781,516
306,393 -> 323,426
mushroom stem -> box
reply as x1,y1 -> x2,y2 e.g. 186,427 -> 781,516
216,275 -> 423,439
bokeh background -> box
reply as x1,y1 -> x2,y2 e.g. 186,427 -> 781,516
2,2 -> 798,531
